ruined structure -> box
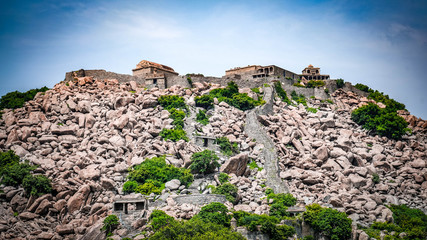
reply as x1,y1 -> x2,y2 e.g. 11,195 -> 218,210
300,64 -> 330,80
225,65 -> 299,80
132,60 -> 179,89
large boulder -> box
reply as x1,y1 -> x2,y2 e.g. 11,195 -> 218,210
220,153 -> 248,176
67,185 -> 91,213
165,179 -> 181,190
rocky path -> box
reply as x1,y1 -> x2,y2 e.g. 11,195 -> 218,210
184,106 -> 197,144
245,86 -> 289,194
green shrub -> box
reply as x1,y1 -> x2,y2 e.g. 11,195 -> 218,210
269,203 -> 289,219
212,183 -> 238,203
122,180 -> 138,193
218,173 -> 229,184
127,156 -> 193,194
0,150 -> 20,170
307,107 -> 318,113
324,88 -> 329,94
0,87 -> 49,110
215,137 -> 239,156
22,175 -> 52,196
303,204 -> 352,240
160,128 -> 189,142
274,82 -> 291,105
135,182 -> 162,195
158,95 -> 187,111
248,161 -> 263,171
291,91 -> 307,106
389,204 -> 427,239
101,215 -> 119,235
251,87 -> 261,94
187,76 -> 193,88
195,95 -> 214,110
169,108 -> 185,129
148,218 -> 245,240
351,103 -> 409,139
190,150 -> 220,174
261,218 -> 295,240
1,162 -> 36,187
336,79 -> 344,88
372,173 -> 380,184
293,82 -> 305,87
355,83 -> 372,93
150,210 -> 175,231
196,202 -> 231,227
196,109 -> 209,125
306,80 -> 325,88
208,81 -> 263,111
265,188 -> 274,195
368,90 -> 405,112
267,192 -> 297,207
363,205 -> 427,240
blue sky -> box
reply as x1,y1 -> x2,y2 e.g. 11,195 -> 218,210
1,0 -> 426,118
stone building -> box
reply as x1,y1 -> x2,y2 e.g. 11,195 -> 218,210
300,64 -> 330,80
132,60 -> 179,89
225,65 -> 299,80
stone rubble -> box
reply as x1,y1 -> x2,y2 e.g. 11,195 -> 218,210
0,79 -> 425,239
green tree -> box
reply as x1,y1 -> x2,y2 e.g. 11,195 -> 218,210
190,150 -> 220,174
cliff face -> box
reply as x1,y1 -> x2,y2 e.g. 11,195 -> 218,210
0,77 -> 425,239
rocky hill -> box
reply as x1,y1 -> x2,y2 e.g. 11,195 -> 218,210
0,76 -> 426,240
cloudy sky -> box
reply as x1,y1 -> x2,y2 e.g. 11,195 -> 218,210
1,0 -> 426,118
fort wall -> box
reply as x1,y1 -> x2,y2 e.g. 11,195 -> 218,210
65,70 -> 145,84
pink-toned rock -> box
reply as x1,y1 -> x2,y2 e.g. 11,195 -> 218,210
234,204 -> 252,212
313,146 -> 328,162
35,199 -> 53,215
56,224 -> 75,235
80,165 -> 101,180
220,153 -> 249,176
19,212 -> 39,220
67,185 -> 91,213
412,159 -> 426,168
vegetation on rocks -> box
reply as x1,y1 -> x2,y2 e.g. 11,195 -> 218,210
303,204 -> 352,240
274,81 -> 291,105
208,81 -> 264,111
147,216 -> 245,239
0,151 -> 51,196
190,150 -> 220,174
218,172 -> 229,184
306,80 -> 325,88
195,95 -> 214,109
0,87 -> 49,111
362,205 -> 427,240
215,137 -> 239,156
351,103 -> 409,139
158,95 -> 189,142
149,210 -> 175,231
266,189 -> 297,219
336,78 -> 344,88
196,109 -> 209,125
158,95 -> 188,111
124,156 -> 193,195
233,211 -> 295,240
195,202 -> 231,227
212,183 -> 239,203
291,91 -> 307,106
101,215 -> 119,236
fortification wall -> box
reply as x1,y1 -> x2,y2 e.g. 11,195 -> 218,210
65,69 -> 145,84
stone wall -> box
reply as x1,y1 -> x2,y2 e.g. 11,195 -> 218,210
173,194 -> 227,205
65,70 -> 145,84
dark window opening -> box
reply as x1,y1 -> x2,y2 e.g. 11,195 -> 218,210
153,79 -> 157,85
124,203 -> 128,214
114,203 -> 123,211
136,202 -> 145,210
203,138 -> 208,147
